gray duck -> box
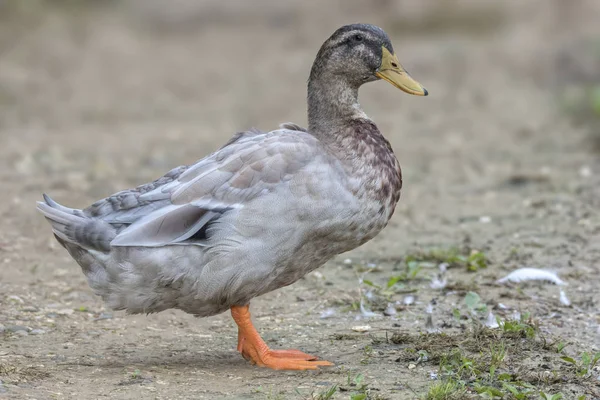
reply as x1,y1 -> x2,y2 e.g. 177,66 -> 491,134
37,23 -> 427,370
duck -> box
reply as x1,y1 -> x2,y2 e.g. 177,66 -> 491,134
37,23 -> 427,370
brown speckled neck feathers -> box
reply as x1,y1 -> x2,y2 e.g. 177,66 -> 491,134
323,119 -> 402,217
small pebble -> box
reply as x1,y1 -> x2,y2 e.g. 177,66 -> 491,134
408,363 -> 416,369
6,325 -> 29,333
351,325 -> 371,332
579,166 -> 591,177
93,312 -> 113,321
383,303 -> 397,316
8,295 -> 24,304
402,295 -> 415,306
319,308 -> 336,319
30,329 -> 46,335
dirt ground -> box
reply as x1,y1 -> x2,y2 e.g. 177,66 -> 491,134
1,1 -> 599,399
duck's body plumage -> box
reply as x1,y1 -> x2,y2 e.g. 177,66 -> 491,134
39,121 -> 401,317
37,23 -> 426,370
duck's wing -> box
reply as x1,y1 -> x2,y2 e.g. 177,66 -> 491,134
107,130 -> 321,247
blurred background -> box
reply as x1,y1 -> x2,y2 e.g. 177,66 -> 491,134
1,1 -> 599,398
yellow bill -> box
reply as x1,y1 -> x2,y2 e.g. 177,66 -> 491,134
375,46 -> 428,96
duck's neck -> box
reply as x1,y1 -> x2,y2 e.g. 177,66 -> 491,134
307,71 -> 369,135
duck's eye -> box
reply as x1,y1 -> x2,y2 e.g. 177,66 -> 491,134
353,34 -> 363,42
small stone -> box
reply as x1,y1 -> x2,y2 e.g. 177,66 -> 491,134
56,308 -> 74,316
30,329 -> 46,335
21,306 -> 39,312
93,313 -> 113,321
311,271 -> 324,280
319,308 -> 336,319
383,304 -> 397,316
7,295 -> 24,304
0,324 -> 5,334
6,325 -> 30,333
579,166 -> 591,177
351,325 -> 371,332
15,330 -> 29,337
408,363 -> 416,369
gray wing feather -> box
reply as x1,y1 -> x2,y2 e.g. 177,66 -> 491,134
39,129 -> 321,250
110,204 -> 223,247
108,129 -> 320,248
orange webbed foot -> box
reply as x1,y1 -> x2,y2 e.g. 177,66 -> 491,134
231,305 -> 334,371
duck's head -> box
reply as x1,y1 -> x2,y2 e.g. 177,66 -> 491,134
310,23 -> 427,96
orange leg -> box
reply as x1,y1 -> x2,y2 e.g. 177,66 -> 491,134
231,304 -> 334,370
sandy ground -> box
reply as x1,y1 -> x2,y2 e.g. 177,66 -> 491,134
1,1 -> 599,399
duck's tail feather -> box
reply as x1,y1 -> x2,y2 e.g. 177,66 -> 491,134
37,194 -> 116,252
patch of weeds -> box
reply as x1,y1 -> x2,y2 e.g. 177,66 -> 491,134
386,259 -> 423,288
405,247 -> 488,272
117,369 -> 152,386
360,345 -> 374,365
464,291 -> 487,313
255,385 -> 286,400
331,333 -> 363,341
560,351 -> 600,377
355,258 -> 422,314
387,322 -> 597,398
310,384 -> 337,400
338,374 -> 385,400
539,393 -> 564,400
390,332 -> 411,345
488,341 -> 507,378
423,379 -> 466,400
498,312 -> 537,339
0,363 -> 51,384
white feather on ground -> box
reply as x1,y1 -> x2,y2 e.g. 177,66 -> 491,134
496,268 -> 566,286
